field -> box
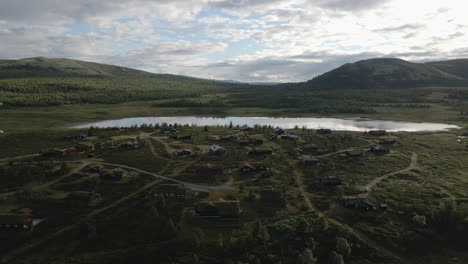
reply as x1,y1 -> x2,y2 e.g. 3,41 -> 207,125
0,120 -> 467,264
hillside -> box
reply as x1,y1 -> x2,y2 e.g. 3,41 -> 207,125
304,58 -> 468,89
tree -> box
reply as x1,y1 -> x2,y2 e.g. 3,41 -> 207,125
302,248 -> 317,264
336,237 -> 351,257
316,217 -> 329,231
204,125 -> 208,132
329,251 -> 344,264
229,121 -> 233,128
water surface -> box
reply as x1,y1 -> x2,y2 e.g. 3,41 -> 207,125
71,116 -> 459,132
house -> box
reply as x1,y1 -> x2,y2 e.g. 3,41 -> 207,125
105,127 -> 121,131
380,138 -> 397,144
220,135 -> 236,141
341,197 -> 376,211
281,134 -> 299,140
88,164 -> 103,173
248,148 -> 273,156
100,168 -> 129,180
65,134 -> 88,140
300,144 -> 318,154
370,145 -> 390,154
64,147 -> 79,156
239,162 -> 270,174
260,188 -> 286,207
207,145 -> 225,155
174,148 -> 192,156
196,164 -> 224,176
318,177 -> 343,186
316,128 -> 332,135
380,203 -> 389,211
299,155 -> 320,165
368,130 -> 387,136
152,184 -> 187,199
65,191 -> 101,203
172,134 -> 192,140
238,138 -> 263,146
41,149 -> 65,158
240,126 -> 253,132
161,126 -> 177,133
75,142 -> 95,152
194,201 -> 242,218
275,128 -> 285,135
346,149 -> 363,157
0,208 -> 34,231
120,141 -> 135,148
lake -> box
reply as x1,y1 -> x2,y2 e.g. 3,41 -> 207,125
71,116 -> 460,132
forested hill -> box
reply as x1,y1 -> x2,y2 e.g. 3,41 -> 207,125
0,57 -> 238,106
301,58 -> 468,89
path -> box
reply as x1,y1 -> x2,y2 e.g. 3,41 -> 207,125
0,153 -> 39,163
363,152 -> 417,192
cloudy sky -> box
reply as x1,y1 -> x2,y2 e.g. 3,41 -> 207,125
1,0 -> 467,82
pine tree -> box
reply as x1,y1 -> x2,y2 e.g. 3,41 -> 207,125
336,237 -> 351,257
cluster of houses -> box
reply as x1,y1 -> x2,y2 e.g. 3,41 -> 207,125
42,142 -> 95,158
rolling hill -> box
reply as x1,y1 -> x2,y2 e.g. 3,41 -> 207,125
304,58 -> 468,89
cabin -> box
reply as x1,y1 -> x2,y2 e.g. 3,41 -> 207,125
248,148 -> 273,156
106,127 -> 121,131
370,145 -> 390,154
196,164 -> 224,176
65,134 -> 88,140
0,208 -> 34,231
100,168 -> 129,180
174,148 -> 192,156
260,188 -> 286,208
41,149 -> 65,158
281,134 -> 299,140
238,138 -> 263,146
316,128 -> 332,135
161,126 -> 177,133
368,130 -> 387,136
220,135 -> 236,141
88,164 -> 103,173
194,201 -> 242,218
346,149 -> 363,157
152,184 -> 187,199
318,177 -> 343,186
275,128 -> 285,135
171,134 -> 192,140
239,162 -> 270,174
64,147 -> 79,156
380,203 -> 389,211
75,142 -> 95,152
240,127 -> 254,132
341,197 -> 376,211
120,141 -> 135,148
65,191 -> 101,204
380,138 -> 397,144
207,145 -> 226,155
299,155 -> 320,165
300,144 -> 318,154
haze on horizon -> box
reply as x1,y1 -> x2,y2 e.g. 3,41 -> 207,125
1,0 -> 467,82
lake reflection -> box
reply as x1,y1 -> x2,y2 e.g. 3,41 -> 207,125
71,116 -> 459,132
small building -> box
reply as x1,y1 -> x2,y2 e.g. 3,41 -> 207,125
318,177 -> 343,186
260,188 -> 286,207
316,128 -> 332,135
370,145 -> 390,154
64,147 -> 80,156
152,184 -> 187,199
106,127 -> 121,131
120,141 -> 136,148
281,134 -> 299,140
172,134 -> 192,140
240,126 -> 253,132
299,155 -> 320,165
161,126 -> 177,133
380,138 -> 397,144
194,201 -> 242,218
196,164 -> 224,176
300,144 -> 318,154
275,128 -> 285,135
100,168 -> 129,180
341,197 -> 376,211
174,148 -> 192,156
41,149 -> 65,158
248,148 -> 273,156
0,208 -> 34,231
239,162 -> 270,174
368,130 -> 387,136
207,145 -> 226,155
380,203 -> 389,211
75,142 -> 95,152
220,135 -> 236,141
346,149 -> 363,157
65,134 -> 88,140
65,191 -> 101,203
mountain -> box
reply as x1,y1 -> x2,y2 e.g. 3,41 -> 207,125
0,57 -> 202,81
304,58 -> 468,89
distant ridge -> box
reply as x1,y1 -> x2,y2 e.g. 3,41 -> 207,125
303,58 -> 468,89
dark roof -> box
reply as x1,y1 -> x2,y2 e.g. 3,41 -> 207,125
299,155 -> 319,162
347,149 -> 363,156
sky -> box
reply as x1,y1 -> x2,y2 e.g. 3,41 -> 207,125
1,0 -> 467,82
